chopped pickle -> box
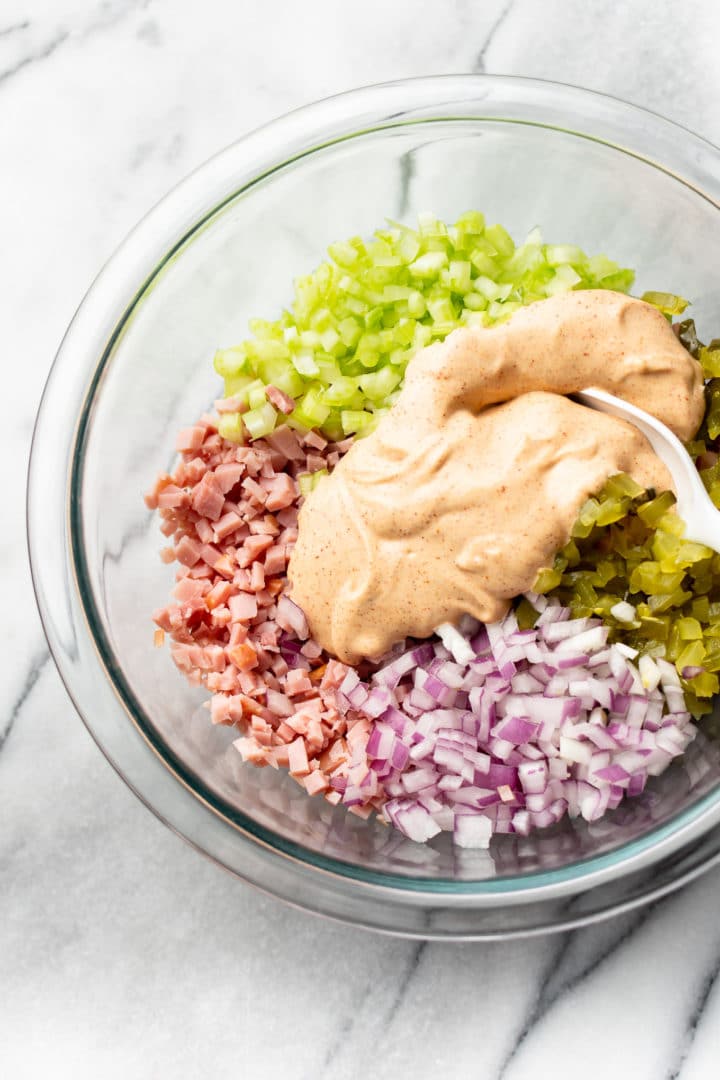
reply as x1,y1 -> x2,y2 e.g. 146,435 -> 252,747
534,567 -> 563,593
534,457 -> 720,707
640,290 -> 690,317
515,597 -> 540,630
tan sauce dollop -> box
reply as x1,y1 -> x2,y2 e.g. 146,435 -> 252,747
288,290 -> 705,664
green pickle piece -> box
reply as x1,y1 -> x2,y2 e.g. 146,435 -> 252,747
534,460 -> 720,710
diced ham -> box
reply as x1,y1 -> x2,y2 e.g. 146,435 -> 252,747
285,668 -> 313,697
175,535 -> 202,567
189,563 -> 214,580
247,517 -> 277,538
265,385 -> 296,414
157,486 -> 191,510
176,426 -> 207,452
242,476 -> 267,505
205,580 -> 233,610
191,471 -> 224,521
173,577 -> 208,604
214,462 -> 245,493
269,745 -> 290,768
249,561 -> 265,593
244,534 -> 274,561
181,457 -> 208,486
211,606 -> 232,629
144,472 -> 173,510
214,510 -> 243,541
265,689 -> 294,717
264,544 -> 286,576
215,395 -> 248,414
229,593 -> 258,621
234,736 -> 270,765
149,413 -> 382,815
263,473 -> 297,512
303,430 -> 328,451
303,770 -> 329,795
265,425 -> 305,461
228,641 -> 258,672
195,517 -> 215,545
288,737 -> 310,776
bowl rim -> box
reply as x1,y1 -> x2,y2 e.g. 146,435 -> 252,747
27,73 -> 720,934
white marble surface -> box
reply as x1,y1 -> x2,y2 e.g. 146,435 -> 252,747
4,0 -> 720,1076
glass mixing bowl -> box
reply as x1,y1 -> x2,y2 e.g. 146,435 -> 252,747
28,76 -> 720,938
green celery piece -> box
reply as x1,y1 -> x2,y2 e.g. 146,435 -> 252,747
214,346 -> 249,377
243,401 -> 277,439
217,413 -> 245,443
208,211 -> 637,440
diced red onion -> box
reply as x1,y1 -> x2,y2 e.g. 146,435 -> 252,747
341,598 -> 693,847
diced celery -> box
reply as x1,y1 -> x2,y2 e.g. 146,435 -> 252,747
298,473 -> 315,497
340,409 -> 376,435
297,469 -> 327,495
265,365 -> 304,400
223,373 -> 255,398
358,367 -> 402,402
218,412 -> 245,443
310,468 -> 328,489
445,260 -> 473,293
294,386 -> 331,427
248,385 -> 267,410
327,240 -> 360,268
291,351 -> 320,377
417,213 -> 447,238
247,339 -> 289,364
214,346 -> 249,377
484,223 -> 515,256
242,401 -> 277,439
545,265 -> 582,295
545,244 -> 586,267
408,251 -> 448,278
321,376 -> 359,406
210,212 -> 637,440
427,295 -> 458,324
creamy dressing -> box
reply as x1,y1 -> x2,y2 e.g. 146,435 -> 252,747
288,291 -> 705,664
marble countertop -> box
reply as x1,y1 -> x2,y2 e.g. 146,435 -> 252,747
4,1 -> 720,1076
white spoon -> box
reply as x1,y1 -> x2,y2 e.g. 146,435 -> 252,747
576,388 -> 720,551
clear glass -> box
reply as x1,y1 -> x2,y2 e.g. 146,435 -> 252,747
28,76 -> 720,937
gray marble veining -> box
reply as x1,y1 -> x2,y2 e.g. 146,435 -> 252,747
4,1 -> 720,1076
